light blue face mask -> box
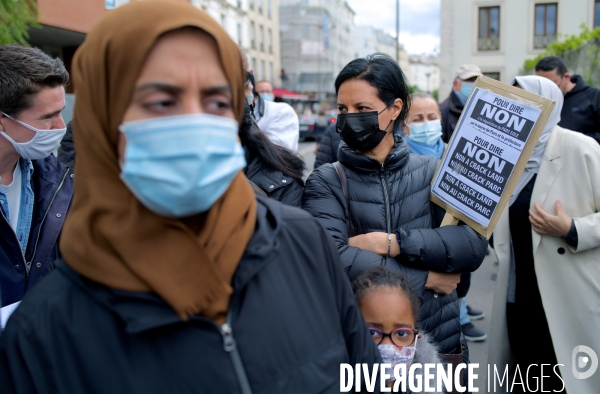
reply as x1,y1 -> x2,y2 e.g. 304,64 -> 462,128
457,82 -> 474,105
407,119 -> 443,146
260,93 -> 274,102
246,93 -> 254,105
119,114 -> 245,218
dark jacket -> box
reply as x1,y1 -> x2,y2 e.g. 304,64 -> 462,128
560,75 -> 600,144
439,91 -> 464,143
0,197 -> 381,394
57,121 -> 75,169
244,154 -> 304,207
302,135 -> 487,355
0,154 -> 73,307
314,122 -> 342,168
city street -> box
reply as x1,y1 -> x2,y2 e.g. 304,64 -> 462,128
298,140 -> 497,391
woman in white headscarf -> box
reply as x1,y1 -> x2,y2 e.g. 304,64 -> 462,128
487,76 -> 600,393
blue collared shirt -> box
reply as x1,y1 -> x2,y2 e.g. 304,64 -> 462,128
0,158 -> 34,254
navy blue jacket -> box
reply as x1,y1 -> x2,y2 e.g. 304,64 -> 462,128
0,155 -> 73,307
314,122 -> 342,169
0,197 -> 381,393
303,135 -> 487,355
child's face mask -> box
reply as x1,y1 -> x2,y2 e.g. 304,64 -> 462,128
378,336 -> 418,380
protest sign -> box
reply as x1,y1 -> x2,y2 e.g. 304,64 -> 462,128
430,76 -> 556,238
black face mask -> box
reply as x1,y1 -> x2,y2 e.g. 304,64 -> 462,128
336,109 -> 392,152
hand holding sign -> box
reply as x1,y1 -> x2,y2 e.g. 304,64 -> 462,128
430,76 -> 556,238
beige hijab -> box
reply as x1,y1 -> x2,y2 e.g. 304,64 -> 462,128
60,0 -> 257,321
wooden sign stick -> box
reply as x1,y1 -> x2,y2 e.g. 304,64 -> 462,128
441,212 -> 459,227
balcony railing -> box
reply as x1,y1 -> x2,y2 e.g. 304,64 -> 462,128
534,34 -> 556,49
478,36 -> 500,51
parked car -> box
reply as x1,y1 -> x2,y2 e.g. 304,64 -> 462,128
299,113 -> 318,141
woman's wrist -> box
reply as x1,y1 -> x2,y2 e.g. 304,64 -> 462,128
389,233 -> 400,257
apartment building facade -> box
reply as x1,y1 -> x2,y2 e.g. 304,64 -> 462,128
439,0 -> 600,99
279,0 -> 355,99
193,0 -> 282,86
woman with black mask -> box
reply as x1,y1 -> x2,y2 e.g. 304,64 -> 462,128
240,103 -> 304,206
302,53 -> 488,371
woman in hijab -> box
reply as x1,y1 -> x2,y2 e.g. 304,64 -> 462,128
0,2 -> 380,393
487,75 -> 600,393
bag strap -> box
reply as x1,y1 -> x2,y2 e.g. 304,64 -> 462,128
332,161 -> 356,237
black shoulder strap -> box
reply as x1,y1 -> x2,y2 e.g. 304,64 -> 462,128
332,161 -> 356,237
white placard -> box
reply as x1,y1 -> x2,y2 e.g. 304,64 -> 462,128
431,88 -> 543,228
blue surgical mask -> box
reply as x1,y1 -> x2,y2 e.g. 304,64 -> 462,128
407,119 -> 443,146
246,93 -> 254,105
457,82 -> 474,105
260,93 -> 274,102
119,114 -> 245,218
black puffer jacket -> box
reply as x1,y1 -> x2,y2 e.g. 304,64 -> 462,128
244,154 -> 304,207
302,134 -> 487,355
314,122 -> 342,168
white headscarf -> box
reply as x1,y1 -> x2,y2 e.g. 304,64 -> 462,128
508,75 -> 563,205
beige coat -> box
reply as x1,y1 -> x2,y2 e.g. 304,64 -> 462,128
487,126 -> 600,393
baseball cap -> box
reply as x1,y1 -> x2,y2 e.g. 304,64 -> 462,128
455,64 -> 483,80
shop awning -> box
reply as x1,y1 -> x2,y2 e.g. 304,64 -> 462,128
273,88 -> 309,100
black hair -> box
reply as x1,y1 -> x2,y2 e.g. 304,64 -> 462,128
535,56 -> 568,76
352,266 -> 420,326
334,52 -> 411,134
247,70 -> 258,97
239,102 -> 305,186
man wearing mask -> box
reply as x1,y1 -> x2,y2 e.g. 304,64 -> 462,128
535,56 -> 600,145
0,45 -> 73,326
246,72 -> 299,152
255,80 -> 275,102
439,64 -> 483,142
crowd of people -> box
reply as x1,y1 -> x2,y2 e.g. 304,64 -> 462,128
0,1 -> 599,393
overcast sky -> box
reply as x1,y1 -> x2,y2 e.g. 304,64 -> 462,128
346,0 -> 440,55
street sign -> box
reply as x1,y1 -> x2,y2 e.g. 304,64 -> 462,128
430,76 -> 556,238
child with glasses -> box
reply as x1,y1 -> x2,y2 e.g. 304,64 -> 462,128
352,266 -> 445,393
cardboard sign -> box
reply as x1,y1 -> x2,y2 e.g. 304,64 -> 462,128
430,76 -> 556,238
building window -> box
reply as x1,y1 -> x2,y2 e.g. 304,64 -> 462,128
220,15 -> 226,28
268,0 -> 272,18
268,29 -> 272,53
252,58 -> 256,74
595,1 -> 600,27
261,60 -> 265,80
259,25 -> 264,51
237,23 -> 242,46
534,3 -> 557,49
258,0 -> 263,13
483,72 -> 500,80
250,0 -> 254,10
250,22 -> 255,49
237,0 -> 241,8
269,62 -> 274,83
478,6 -> 500,51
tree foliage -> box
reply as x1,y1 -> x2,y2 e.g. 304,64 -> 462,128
0,0 -> 39,45
523,25 -> 600,72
